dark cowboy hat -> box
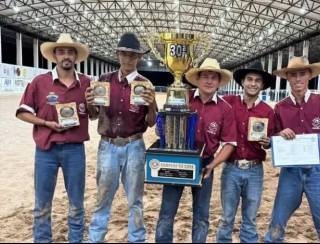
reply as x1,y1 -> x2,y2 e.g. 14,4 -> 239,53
116,32 -> 149,54
233,61 -> 276,90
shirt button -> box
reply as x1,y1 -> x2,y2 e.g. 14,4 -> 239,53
119,111 -> 122,115
242,148 -> 245,151
242,122 -> 245,125
197,130 -> 200,133
241,135 -> 244,138
301,120 -> 304,122
120,99 -> 124,102
200,117 -> 202,120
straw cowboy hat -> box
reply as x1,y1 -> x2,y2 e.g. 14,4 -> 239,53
40,33 -> 89,64
185,58 -> 232,87
273,56 -> 320,80
116,32 -> 149,54
234,61 -> 276,90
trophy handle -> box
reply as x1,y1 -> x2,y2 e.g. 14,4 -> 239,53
193,34 -> 211,67
146,34 -> 165,64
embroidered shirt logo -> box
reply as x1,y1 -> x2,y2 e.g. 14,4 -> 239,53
312,117 -> 320,130
46,92 -> 59,105
207,121 -> 219,134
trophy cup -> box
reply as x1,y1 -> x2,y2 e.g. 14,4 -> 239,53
145,32 -> 210,186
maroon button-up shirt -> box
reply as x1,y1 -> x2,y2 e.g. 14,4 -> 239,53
96,70 -> 152,138
224,95 -> 275,161
189,89 -> 237,159
275,91 -> 320,135
16,68 -> 91,150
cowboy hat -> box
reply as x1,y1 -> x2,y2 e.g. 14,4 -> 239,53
273,56 -> 320,79
234,61 -> 276,90
40,33 -> 89,64
185,58 -> 232,87
116,32 -> 149,54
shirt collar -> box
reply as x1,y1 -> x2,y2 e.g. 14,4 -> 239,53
194,88 -> 218,103
51,67 -> 80,85
240,94 -> 261,107
118,69 -> 139,84
289,90 -> 311,105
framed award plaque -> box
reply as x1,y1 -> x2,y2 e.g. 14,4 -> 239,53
130,80 -> 152,106
56,102 -> 80,128
248,117 -> 268,141
91,81 -> 110,106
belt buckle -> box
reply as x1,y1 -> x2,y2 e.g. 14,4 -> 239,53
113,137 -> 128,147
237,160 -> 250,170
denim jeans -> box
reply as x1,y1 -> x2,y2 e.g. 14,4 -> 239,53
264,166 -> 320,243
216,163 -> 264,243
34,143 -> 86,243
88,139 -> 146,243
155,157 -> 213,243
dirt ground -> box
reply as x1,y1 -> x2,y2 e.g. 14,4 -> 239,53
0,93 -> 318,243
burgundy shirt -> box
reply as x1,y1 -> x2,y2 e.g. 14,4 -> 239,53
275,91 -> 320,135
189,89 -> 237,159
96,70 -> 152,138
16,68 -> 91,150
224,95 -> 275,161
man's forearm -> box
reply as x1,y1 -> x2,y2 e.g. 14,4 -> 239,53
211,144 -> 235,168
87,105 -> 99,120
146,102 -> 158,127
17,112 -> 46,126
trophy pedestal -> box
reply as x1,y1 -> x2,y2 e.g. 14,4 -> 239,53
145,140 -> 204,186
145,111 -> 203,186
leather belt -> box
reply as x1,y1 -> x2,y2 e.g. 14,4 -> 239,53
229,159 -> 261,169
101,133 -> 143,147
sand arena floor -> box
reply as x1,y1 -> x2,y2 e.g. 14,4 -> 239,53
0,93 -> 318,242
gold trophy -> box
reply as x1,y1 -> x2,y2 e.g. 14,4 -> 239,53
147,32 -> 210,111
145,32 -> 211,186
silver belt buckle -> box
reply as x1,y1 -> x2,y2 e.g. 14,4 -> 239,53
237,160 -> 250,169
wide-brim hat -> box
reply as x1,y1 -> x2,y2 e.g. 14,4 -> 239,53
116,32 -> 149,54
40,33 -> 89,64
273,56 -> 320,80
185,58 -> 232,87
234,61 -> 276,90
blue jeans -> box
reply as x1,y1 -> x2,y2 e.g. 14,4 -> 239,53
34,143 -> 86,243
89,139 -> 146,243
216,163 -> 264,243
264,166 -> 320,243
155,157 -> 213,243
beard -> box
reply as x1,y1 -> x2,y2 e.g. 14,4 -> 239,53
60,60 -> 74,70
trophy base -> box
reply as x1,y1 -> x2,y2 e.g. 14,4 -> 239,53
145,140 -> 204,186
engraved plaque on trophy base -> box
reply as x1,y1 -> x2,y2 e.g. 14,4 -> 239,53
145,140 -> 205,186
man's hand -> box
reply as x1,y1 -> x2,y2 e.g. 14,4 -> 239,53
85,87 -> 95,105
258,136 -> 271,148
203,162 -> 215,179
44,121 -> 66,132
141,88 -> 156,107
279,128 -> 296,140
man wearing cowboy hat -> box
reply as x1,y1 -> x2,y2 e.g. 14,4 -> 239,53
215,61 -> 276,243
155,58 -> 237,243
16,33 -> 91,242
85,32 -> 157,243
264,56 -> 320,243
